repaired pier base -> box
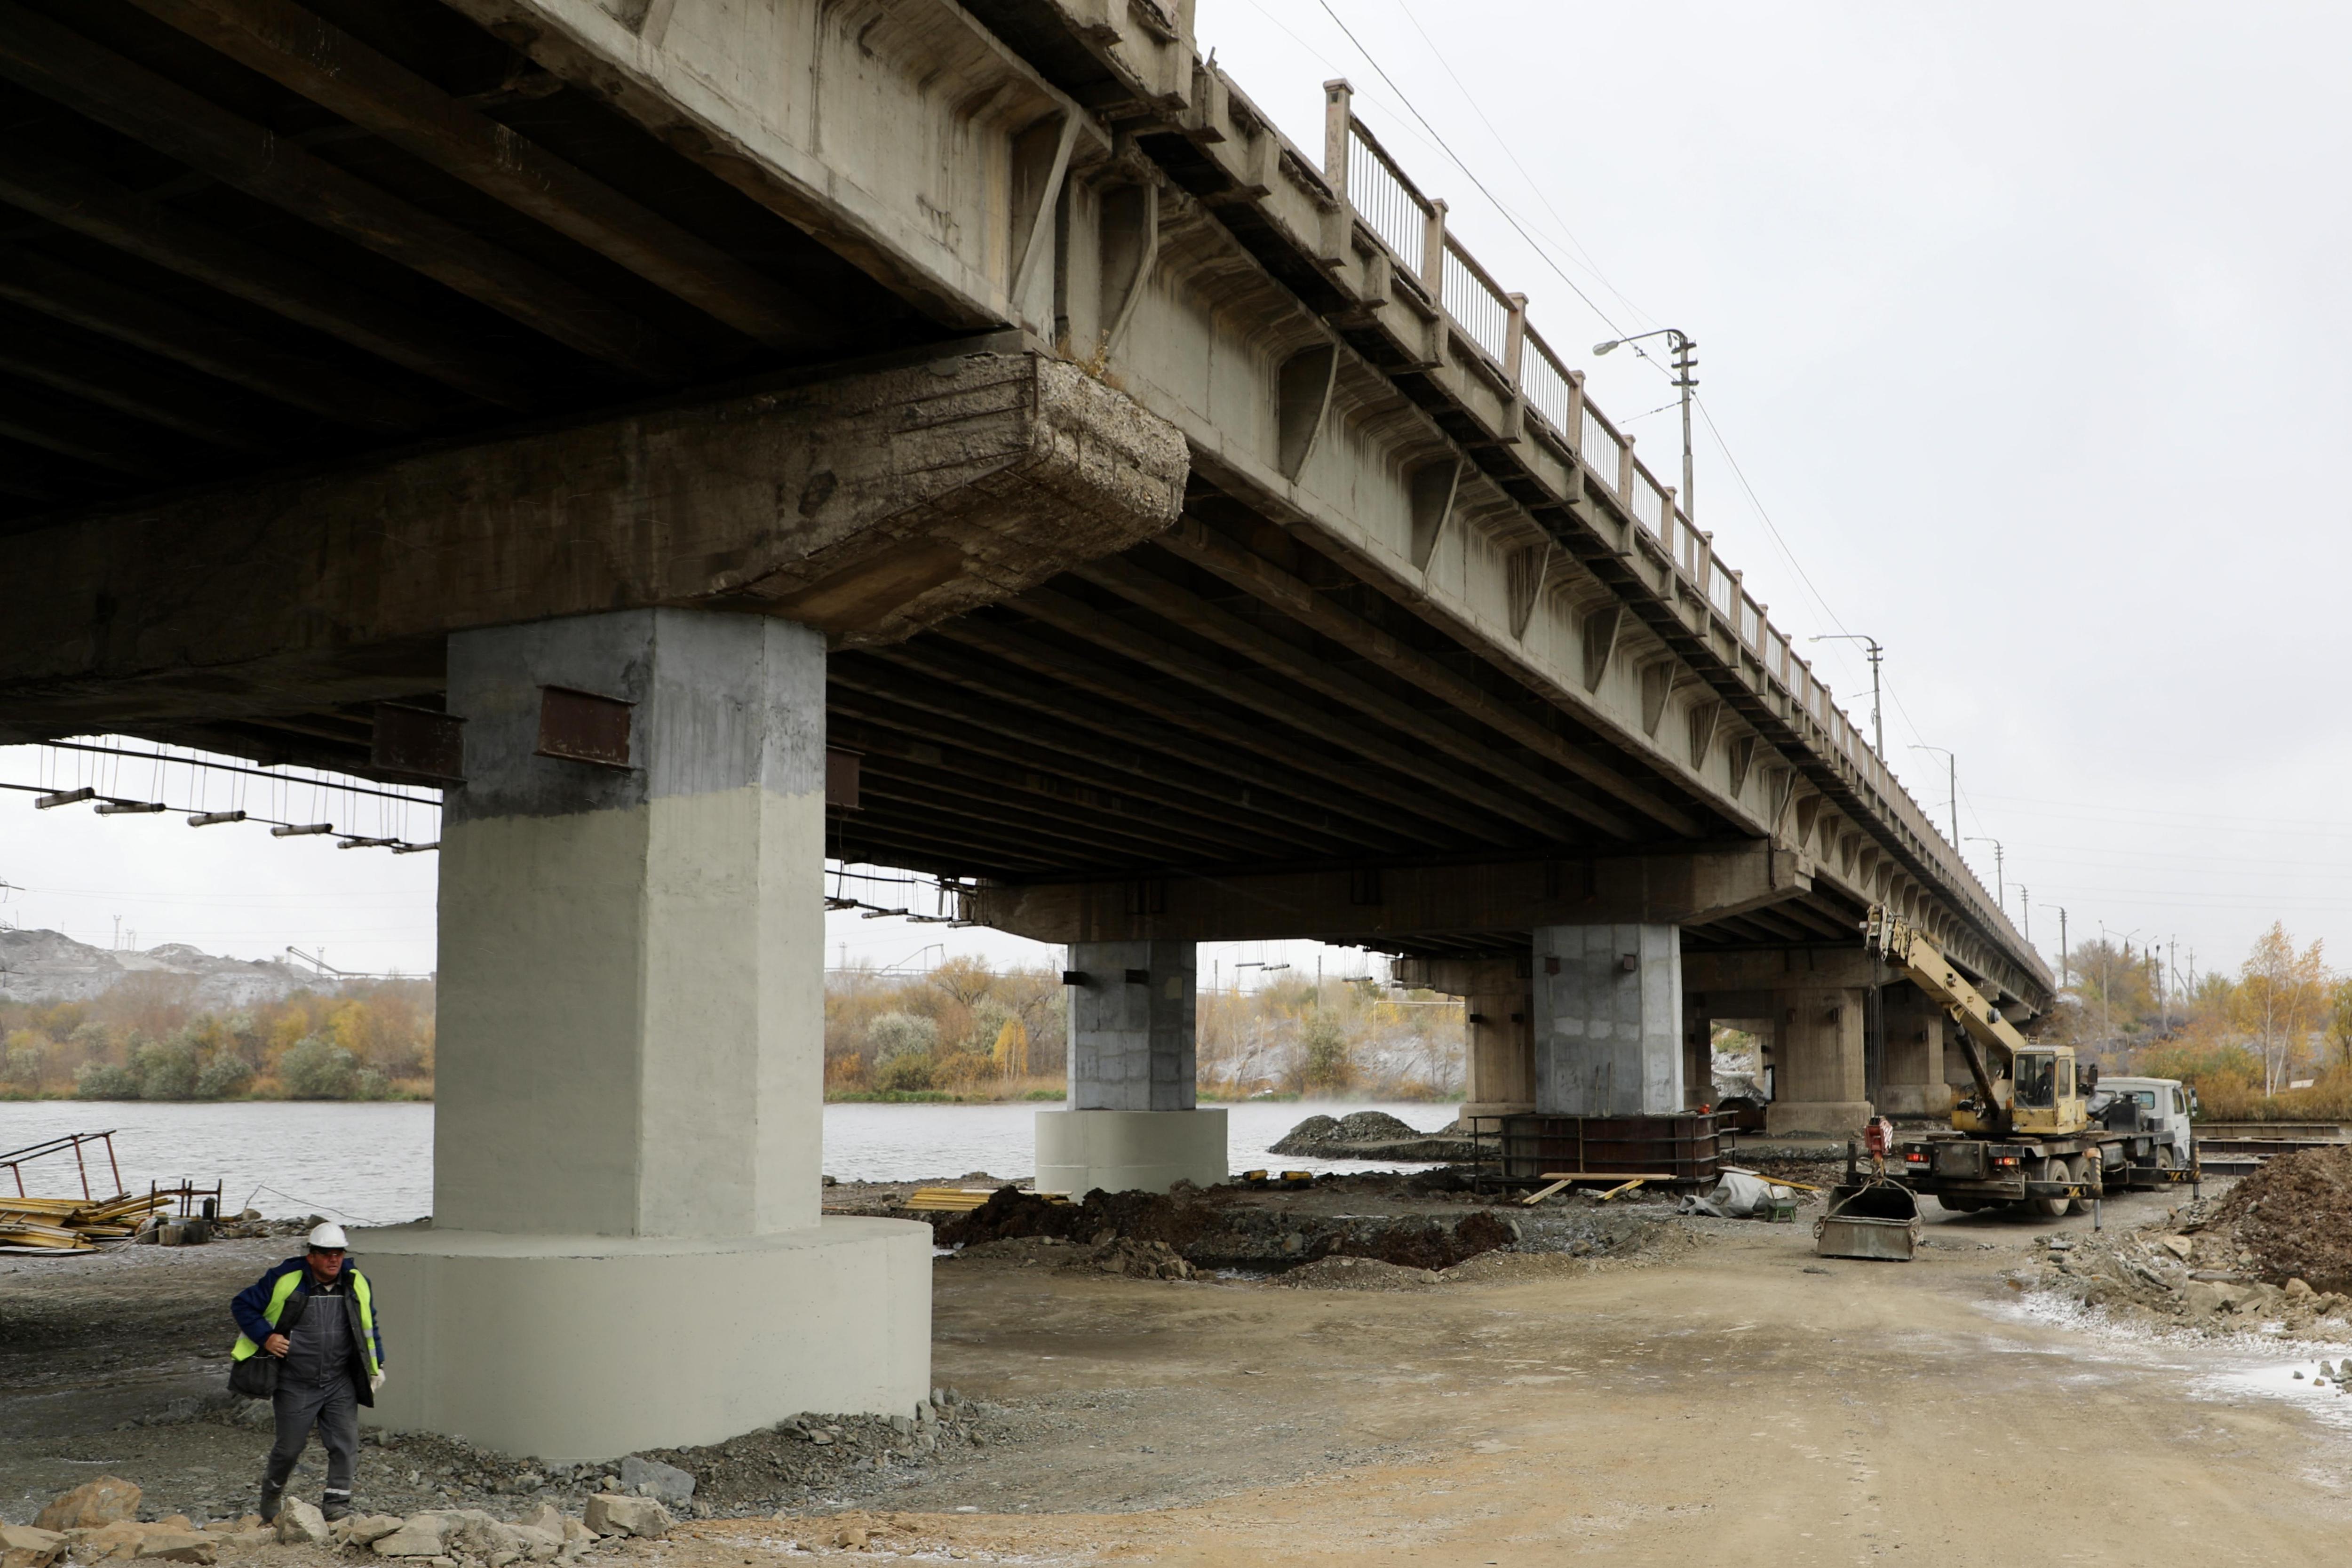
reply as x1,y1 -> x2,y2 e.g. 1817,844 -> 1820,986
361,1220 -> 929,1460
1034,1109 -> 1230,1196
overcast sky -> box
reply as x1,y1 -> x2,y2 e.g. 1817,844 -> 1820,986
5,2 -> 2348,991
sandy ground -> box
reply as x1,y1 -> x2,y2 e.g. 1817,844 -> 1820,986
7,1183 -> 2351,1565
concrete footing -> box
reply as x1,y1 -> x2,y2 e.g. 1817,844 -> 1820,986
1877,1083 -> 1956,1118
1764,1101 -> 1874,1137
1034,1108 -> 1228,1195
361,1218 -> 930,1461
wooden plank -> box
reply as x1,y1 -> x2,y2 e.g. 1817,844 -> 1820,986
1597,1178 -> 1646,1201
0,2 -> 688,380
1076,555 -> 1639,839
1156,518 -> 1705,836
1535,1172 -> 1676,1183
0,156 -> 540,409
131,0 -> 834,352
0,240 -> 434,431
1519,1178 -> 1573,1207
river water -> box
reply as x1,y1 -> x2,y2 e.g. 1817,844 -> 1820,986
0,1099 -> 1453,1225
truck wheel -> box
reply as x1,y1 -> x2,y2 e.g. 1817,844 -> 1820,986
2064,1155 -> 2090,1216
2157,1146 -> 2179,1172
2032,1157 -> 2069,1218
1938,1194 -> 1983,1214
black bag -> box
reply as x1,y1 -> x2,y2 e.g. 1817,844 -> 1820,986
228,1350 -> 279,1400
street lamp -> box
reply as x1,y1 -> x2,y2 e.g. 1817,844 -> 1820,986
1592,328 -> 1697,515
1965,836 -> 2005,908
1809,634 -> 1883,757
1908,744 -> 1958,849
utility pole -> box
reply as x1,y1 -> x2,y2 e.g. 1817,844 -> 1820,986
1594,329 -> 1697,513
2019,886 -> 2030,946
1810,635 -> 1884,757
2054,907 -> 2069,991
1966,836 -> 2005,908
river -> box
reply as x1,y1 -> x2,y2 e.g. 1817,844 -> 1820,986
0,1099 -> 1454,1225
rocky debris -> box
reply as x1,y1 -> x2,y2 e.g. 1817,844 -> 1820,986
613,1457 -> 693,1509
2207,1146 -> 2352,1294
274,1500 -> 331,1547
1088,1238 -> 1194,1281
1267,1111 -> 1476,1163
2,1525 -> 69,1568
581,1497 -> 668,1540
932,1183 -> 1523,1274
1275,1256 -> 1440,1290
36,1480 -> 142,1533
2030,1203 -> 2352,1335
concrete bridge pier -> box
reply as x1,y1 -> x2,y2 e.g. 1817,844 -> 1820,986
1035,941 -> 1227,1194
1763,987 -> 1873,1136
1878,984 -> 1956,1119
359,608 -> 930,1461
1531,924 -> 1686,1114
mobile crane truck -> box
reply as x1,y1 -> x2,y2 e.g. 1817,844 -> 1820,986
1858,906 -> 2198,1219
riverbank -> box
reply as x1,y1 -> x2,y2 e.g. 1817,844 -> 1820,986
10,1176 -> 2352,1564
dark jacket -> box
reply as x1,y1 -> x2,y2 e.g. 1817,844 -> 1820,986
230,1256 -> 385,1406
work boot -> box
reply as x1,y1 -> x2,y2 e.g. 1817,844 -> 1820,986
321,1494 -> 351,1524
257,1483 -> 283,1525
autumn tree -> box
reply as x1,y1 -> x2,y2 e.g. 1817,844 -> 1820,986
2234,923 -> 2327,1095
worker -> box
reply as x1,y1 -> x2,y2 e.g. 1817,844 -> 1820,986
228,1221 -> 386,1523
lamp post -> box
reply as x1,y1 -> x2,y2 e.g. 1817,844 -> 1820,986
1808,634 -> 1884,757
1593,328 -> 1697,514
1908,744 -> 1958,849
1965,836 -> 2005,909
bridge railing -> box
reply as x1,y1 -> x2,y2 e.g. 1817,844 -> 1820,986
1323,87 -> 2016,958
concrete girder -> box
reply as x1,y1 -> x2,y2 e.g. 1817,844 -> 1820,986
0,348 -> 1185,741
968,843 -> 1812,947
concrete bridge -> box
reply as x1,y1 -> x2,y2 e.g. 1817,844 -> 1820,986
0,0 -> 2046,1457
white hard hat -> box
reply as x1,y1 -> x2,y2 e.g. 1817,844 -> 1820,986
307,1222 -> 350,1250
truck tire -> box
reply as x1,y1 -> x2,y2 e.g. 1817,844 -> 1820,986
2157,1146 -> 2179,1172
1938,1194 -> 1985,1213
2031,1156 -> 2069,1218
2064,1154 -> 2090,1216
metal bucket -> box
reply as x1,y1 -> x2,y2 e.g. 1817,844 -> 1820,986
1813,1181 -> 1923,1261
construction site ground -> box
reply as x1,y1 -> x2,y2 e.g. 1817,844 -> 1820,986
5,1175 -> 2350,1565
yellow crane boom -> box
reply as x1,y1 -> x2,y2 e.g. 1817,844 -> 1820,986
1863,905 -> 2033,1128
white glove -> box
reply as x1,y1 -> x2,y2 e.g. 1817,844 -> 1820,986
370,1370 -> 387,1394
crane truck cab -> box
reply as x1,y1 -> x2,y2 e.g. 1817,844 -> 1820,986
1952,1045 -> 2091,1139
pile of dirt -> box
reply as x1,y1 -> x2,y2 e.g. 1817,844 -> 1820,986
1266,1111 -> 1476,1162
2208,1146 -> 2352,1294
1275,1256 -> 1440,1291
931,1185 -> 1522,1274
2028,1191 -> 2352,1336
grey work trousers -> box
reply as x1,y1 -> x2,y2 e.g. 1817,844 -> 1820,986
264,1376 -> 358,1506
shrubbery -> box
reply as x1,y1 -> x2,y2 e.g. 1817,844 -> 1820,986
278,1035 -> 359,1099
74,1061 -> 141,1099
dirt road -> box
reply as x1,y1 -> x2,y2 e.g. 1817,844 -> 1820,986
7,1186 -> 2350,1564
